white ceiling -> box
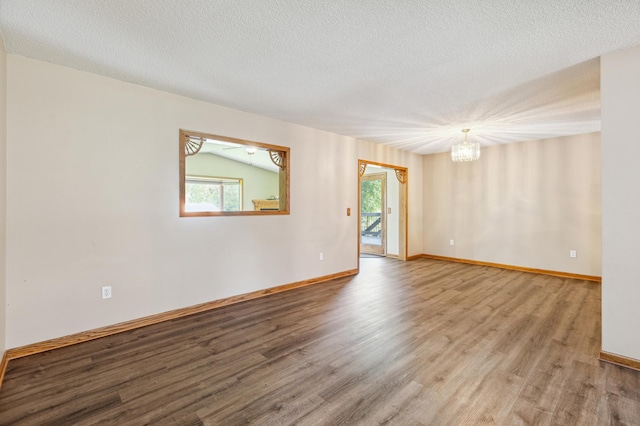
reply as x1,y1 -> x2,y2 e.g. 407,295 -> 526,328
1,1 -> 639,154
198,137 -> 280,173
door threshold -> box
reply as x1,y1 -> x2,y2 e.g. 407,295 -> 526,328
360,253 -> 386,258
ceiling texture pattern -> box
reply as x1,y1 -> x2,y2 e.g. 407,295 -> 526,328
1,0 -> 639,154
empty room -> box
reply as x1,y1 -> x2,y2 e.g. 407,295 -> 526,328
0,1 -> 639,424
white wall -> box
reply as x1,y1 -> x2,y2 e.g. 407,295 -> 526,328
423,133 -> 601,276
0,37 -> 7,353
601,45 -> 640,361
5,55 -> 424,348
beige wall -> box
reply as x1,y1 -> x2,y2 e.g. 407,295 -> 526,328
0,52 -> 611,353
5,55 -> 424,348
423,133 -> 601,276
0,37 -> 7,352
601,45 -> 640,361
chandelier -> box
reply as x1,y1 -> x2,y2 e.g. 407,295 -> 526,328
451,129 -> 480,162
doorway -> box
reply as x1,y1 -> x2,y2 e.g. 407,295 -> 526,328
358,160 -> 408,265
360,172 -> 387,256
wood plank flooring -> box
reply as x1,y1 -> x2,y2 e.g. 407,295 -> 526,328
1,258 -> 639,425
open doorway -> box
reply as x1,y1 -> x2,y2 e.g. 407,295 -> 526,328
358,160 -> 408,266
360,172 -> 387,256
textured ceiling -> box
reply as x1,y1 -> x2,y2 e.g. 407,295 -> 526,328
1,1 -> 639,154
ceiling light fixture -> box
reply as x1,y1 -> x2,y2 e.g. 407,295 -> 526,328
244,147 -> 257,165
451,129 -> 480,162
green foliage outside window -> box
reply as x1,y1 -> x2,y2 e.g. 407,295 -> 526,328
361,179 -> 382,213
185,177 -> 242,212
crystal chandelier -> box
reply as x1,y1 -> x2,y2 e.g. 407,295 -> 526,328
451,128 -> 480,162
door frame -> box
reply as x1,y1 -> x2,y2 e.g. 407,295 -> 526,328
357,160 -> 408,270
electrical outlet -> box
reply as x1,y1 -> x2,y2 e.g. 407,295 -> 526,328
102,286 -> 112,299
570,250 -> 577,258
319,252 -> 324,261
450,239 -> 455,246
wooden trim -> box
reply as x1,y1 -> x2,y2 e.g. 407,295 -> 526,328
599,351 -> 640,371
360,173 -> 387,256
179,129 -> 290,217
0,352 -> 8,389
180,129 -> 287,151
418,254 -> 601,282
394,169 -> 407,184
359,159 -> 408,172
1,269 -> 358,379
402,175 -> 408,261
357,161 -> 361,271
179,129 -> 187,216
395,166 -> 408,261
357,160 -> 408,262
406,254 -> 422,261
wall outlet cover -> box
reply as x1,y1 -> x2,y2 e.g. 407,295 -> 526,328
102,286 -> 112,299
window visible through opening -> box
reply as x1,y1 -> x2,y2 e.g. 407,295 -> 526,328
185,176 -> 243,212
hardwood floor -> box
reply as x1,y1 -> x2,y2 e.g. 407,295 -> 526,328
1,258 -> 639,425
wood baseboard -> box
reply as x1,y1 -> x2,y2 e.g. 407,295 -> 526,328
0,352 -> 8,389
416,254 -> 601,282
1,268 -> 358,386
599,351 -> 640,371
